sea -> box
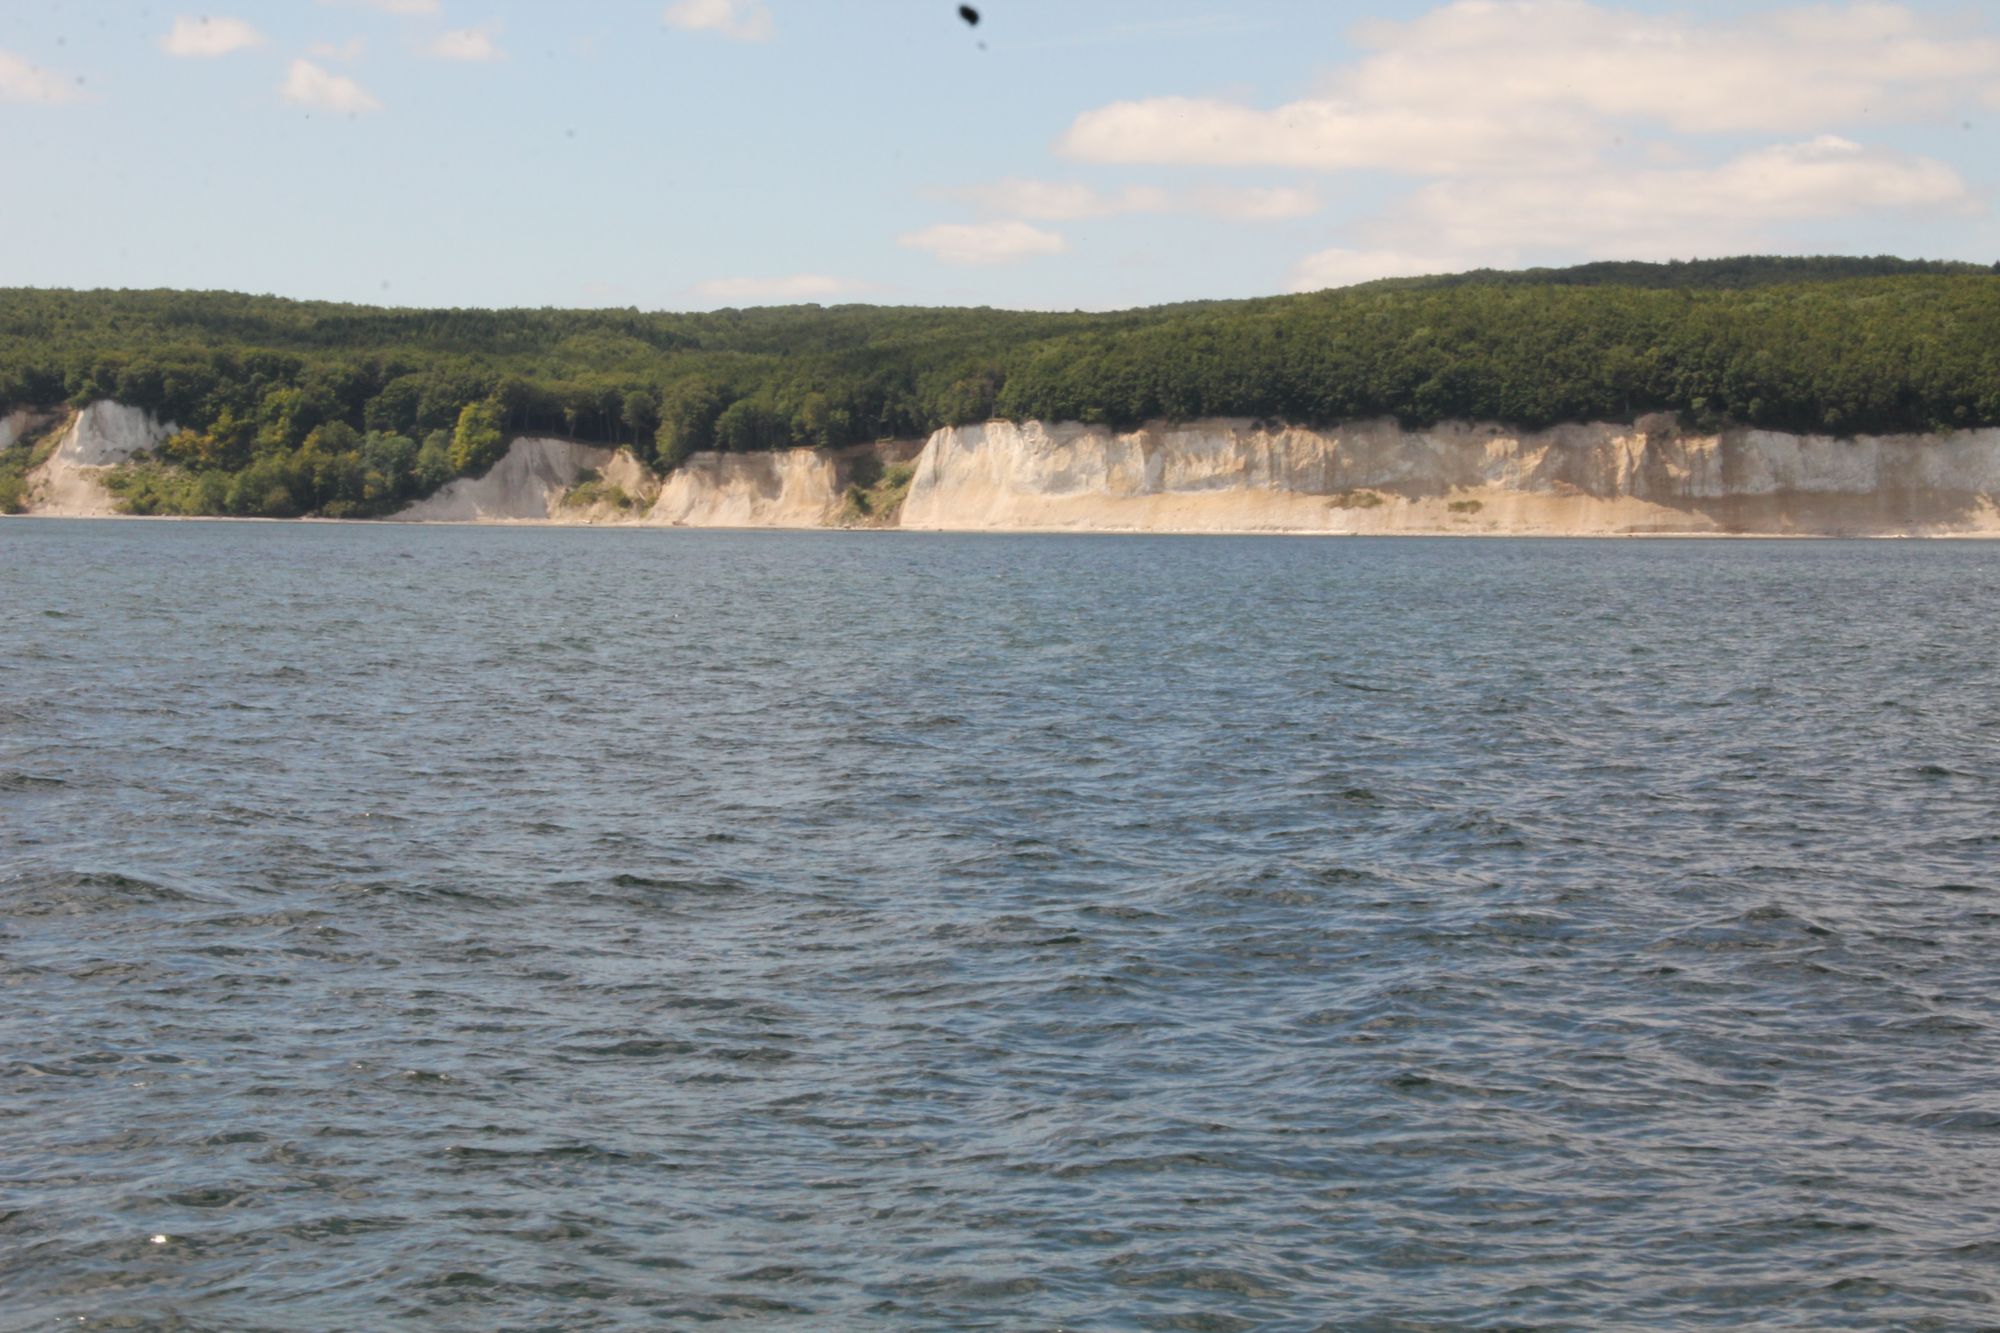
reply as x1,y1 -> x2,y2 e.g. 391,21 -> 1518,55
4,519 -> 1999,1330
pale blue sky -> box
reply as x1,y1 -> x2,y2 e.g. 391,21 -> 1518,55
2,1 -> 1995,310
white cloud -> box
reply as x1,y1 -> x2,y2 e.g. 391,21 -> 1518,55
899,220 -> 1068,266
1052,2 -> 1998,290
160,15 -> 265,58
1345,1 -> 2000,136
957,179 -> 1171,221
1060,2 -> 2000,176
1285,139 -> 1976,288
663,0 -> 773,42
956,179 -> 1319,223
690,274 -> 867,303
1379,137 -> 1975,260
1186,185 -> 1319,221
1060,95 -> 1596,176
0,48 -> 80,104
280,59 -> 383,113
307,38 -> 366,61
1289,248 -> 1492,292
430,26 -> 504,62
317,0 -> 439,13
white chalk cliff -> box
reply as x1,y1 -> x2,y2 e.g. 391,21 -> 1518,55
23,402 -> 177,517
892,417 -> 2000,537
425,417 -> 2000,536
648,448 -> 848,527
391,437 -> 615,522
15,406 -> 2000,536
0,409 -> 35,451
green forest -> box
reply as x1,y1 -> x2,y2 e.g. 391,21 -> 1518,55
2,255 -> 1997,518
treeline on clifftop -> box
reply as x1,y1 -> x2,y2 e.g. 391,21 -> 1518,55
1,255 -> 1996,517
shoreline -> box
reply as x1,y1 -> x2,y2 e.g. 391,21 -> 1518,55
7,511 -> 1997,539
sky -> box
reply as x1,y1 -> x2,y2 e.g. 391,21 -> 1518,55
1,0 -> 1997,311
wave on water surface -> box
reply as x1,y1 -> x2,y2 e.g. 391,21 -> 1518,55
3,520 -> 1999,1328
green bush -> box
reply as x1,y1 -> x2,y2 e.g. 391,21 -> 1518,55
564,479 -> 634,510
838,460 -> 917,526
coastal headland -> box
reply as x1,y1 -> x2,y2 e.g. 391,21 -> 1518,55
5,258 -> 1998,535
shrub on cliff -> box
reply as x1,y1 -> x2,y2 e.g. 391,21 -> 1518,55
449,399 -> 506,475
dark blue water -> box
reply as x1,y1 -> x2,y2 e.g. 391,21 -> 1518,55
5,520 -> 2000,1330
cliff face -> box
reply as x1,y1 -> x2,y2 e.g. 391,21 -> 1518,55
0,409 -> 38,450
19,407 -> 2000,535
896,417 -> 2000,536
648,448 -> 845,527
391,437 -> 614,522
481,417 -> 2000,535
23,402 -> 176,517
